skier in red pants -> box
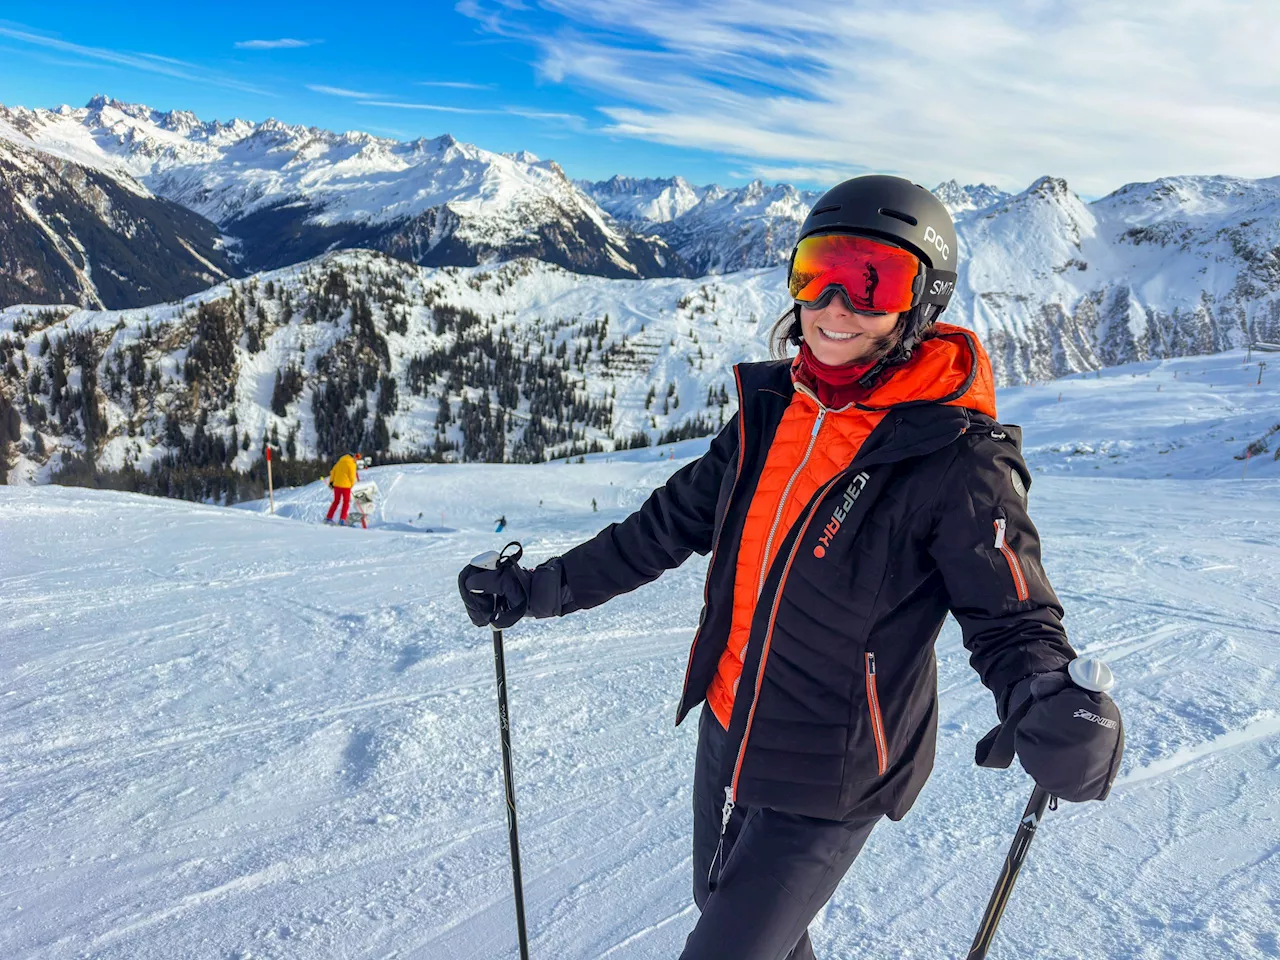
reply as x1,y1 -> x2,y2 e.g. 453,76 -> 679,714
325,451 -> 361,525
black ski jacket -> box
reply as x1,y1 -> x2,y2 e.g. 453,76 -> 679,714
559,334 -> 1075,821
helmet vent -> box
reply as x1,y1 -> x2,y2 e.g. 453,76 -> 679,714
811,204 -> 841,216
879,207 -> 918,226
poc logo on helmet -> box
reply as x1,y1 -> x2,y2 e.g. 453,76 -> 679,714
923,225 -> 950,264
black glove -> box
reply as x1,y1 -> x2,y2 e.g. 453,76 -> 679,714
458,557 -> 571,629
977,667 -> 1124,802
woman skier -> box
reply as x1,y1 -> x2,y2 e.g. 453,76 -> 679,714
459,175 -> 1124,959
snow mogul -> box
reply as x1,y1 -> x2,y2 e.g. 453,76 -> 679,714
324,450 -> 362,526
459,176 -> 1125,959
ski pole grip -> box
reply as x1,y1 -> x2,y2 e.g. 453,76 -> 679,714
471,550 -> 502,571
1067,656 -> 1114,693
471,541 -> 525,572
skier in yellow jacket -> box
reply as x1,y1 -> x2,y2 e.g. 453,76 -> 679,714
324,451 -> 361,525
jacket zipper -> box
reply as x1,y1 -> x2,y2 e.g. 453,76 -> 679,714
677,367 -> 747,720
729,470 -> 848,802
993,515 -> 1030,601
757,404 -> 827,600
865,652 -> 888,776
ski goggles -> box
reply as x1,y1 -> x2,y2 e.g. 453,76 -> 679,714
788,233 -> 927,315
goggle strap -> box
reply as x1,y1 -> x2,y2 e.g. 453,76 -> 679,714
920,269 -> 958,306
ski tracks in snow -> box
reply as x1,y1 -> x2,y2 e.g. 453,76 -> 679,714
1,472 -> 1278,958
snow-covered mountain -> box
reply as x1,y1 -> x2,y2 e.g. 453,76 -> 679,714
580,175 -> 707,223
0,96 -> 684,281
0,127 -> 237,310
954,174 -> 1280,379
582,176 -> 821,274
581,177 -> 1014,274
933,179 -> 1011,215
2,95 -> 1279,395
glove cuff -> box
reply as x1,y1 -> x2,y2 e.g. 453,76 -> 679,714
529,558 -> 572,618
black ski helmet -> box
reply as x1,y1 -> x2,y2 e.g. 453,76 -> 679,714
796,175 -> 958,301
788,175 -> 960,379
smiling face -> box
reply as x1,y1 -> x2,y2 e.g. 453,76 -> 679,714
798,297 -> 902,366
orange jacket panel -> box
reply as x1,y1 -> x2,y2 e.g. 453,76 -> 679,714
705,324 -> 997,729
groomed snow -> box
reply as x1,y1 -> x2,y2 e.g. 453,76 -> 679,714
2,353 -> 1278,958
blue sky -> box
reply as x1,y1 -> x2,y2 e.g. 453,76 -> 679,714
1,1 -> 1276,195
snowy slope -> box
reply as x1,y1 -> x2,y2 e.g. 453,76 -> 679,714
2,367 -> 1278,956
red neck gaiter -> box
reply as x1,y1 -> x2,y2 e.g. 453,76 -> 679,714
793,342 -> 881,409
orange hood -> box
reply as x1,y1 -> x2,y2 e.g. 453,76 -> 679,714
856,322 -> 997,418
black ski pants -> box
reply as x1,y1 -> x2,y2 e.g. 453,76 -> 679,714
681,706 -> 880,960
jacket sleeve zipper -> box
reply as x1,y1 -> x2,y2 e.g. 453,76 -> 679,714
993,515 -> 1030,601
865,652 -> 889,776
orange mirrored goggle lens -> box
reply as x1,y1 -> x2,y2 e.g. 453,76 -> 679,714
788,234 -> 923,314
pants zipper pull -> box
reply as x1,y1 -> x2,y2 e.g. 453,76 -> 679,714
707,786 -> 735,892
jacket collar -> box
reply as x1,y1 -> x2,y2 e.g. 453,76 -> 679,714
735,326 -> 998,467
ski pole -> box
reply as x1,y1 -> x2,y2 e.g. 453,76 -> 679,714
967,657 -> 1115,959
965,784 -> 1052,960
471,543 -> 531,960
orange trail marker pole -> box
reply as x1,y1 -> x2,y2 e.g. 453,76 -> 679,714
266,446 -> 275,514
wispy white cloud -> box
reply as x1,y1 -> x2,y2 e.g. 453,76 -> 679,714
458,0 -> 1280,194
504,107 -> 586,129
355,99 -> 586,128
0,23 -> 271,95
308,84 -> 382,99
235,38 -> 319,50
416,80 -> 496,90
358,100 -> 497,115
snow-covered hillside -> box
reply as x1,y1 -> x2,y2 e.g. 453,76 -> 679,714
0,134 -> 236,310
2,363 -> 1277,956
0,97 -> 680,280
0,252 -> 780,488
4,248 -> 1279,491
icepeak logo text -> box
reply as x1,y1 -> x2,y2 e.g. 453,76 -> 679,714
814,472 -> 870,558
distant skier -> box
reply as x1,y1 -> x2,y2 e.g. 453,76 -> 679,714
324,450 -> 361,525
459,177 -> 1124,959
495,515 -> 507,534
